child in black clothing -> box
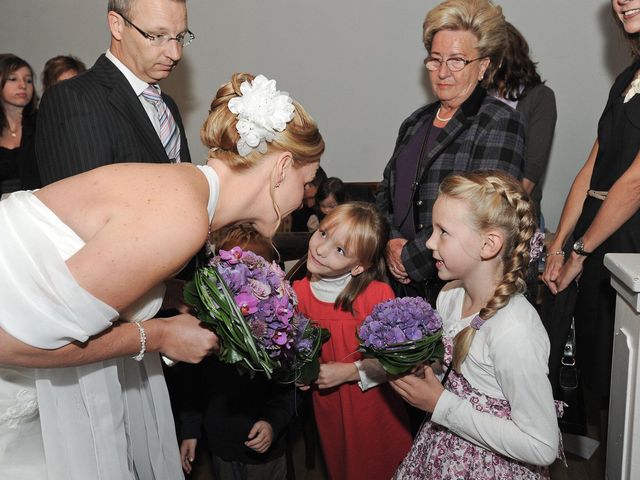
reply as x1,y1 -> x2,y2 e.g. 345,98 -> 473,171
179,225 -> 297,480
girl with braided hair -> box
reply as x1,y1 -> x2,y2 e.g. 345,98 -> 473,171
391,171 -> 560,479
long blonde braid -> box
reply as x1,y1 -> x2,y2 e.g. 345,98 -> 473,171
439,171 -> 537,372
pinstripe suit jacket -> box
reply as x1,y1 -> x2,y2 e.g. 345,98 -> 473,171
36,54 -> 191,185
376,85 -> 525,282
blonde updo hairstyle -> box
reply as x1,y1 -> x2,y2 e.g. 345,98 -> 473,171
201,73 -> 324,170
201,73 -> 325,228
439,171 -> 537,372
423,0 -> 507,85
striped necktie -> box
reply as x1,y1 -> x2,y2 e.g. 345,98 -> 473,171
142,85 -> 181,163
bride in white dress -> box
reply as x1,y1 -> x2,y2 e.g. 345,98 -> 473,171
0,73 -> 324,480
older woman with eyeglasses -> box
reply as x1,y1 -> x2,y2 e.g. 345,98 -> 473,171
376,0 -> 525,307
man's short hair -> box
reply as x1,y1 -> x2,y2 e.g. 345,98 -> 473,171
108,0 -> 186,18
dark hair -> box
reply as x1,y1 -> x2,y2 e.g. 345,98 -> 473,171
0,54 -> 37,132
318,202 -> 389,315
309,166 -> 327,188
42,55 -> 86,91
316,177 -> 347,205
490,22 -> 543,101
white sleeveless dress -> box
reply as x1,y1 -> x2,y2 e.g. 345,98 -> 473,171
0,165 -> 219,479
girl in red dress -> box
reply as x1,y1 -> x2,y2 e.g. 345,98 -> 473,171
294,202 -> 412,480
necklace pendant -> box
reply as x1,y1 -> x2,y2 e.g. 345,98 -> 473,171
10,132 -> 16,138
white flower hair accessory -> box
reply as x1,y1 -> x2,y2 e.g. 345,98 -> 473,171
227,75 -> 296,157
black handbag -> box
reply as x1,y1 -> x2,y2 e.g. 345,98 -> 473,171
557,319 -> 587,435
540,282 -> 587,435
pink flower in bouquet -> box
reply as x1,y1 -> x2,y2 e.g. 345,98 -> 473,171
219,246 -> 244,264
235,292 -> 259,315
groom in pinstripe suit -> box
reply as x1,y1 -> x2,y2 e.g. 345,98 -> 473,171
36,0 -> 192,185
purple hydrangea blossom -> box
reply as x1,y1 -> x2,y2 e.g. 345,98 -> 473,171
358,297 -> 442,349
210,247 -> 304,364
290,313 -> 314,354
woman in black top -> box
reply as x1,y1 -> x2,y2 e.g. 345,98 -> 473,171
0,54 -> 40,196
543,0 -> 640,403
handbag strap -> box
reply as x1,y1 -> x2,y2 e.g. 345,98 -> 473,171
561,319 -> 576,367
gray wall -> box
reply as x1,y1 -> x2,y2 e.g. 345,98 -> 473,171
0,0 -> 632,230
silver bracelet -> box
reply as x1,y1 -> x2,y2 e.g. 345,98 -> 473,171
545,251 -> 565,259
132,321 -> 147,362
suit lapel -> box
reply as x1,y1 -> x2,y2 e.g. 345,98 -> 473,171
93,55 -> 169,162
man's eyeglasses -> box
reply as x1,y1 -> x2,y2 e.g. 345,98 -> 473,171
119,13 -> 195,48
424,56 -> 483,72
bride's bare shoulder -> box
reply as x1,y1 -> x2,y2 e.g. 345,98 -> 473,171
38,163 -> 210,247
55,163 -> 207,206
113,163 -> 210,233
59,164 -> 210,307
102,163 -> 206,197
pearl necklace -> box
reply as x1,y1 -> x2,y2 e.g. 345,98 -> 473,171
436,107 -> 454,122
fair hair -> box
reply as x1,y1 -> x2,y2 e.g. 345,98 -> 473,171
107,0 -> 186,17
438,171 -> 536,372
201,73 -> 325,229
318,202 -> 389,315
423,0 -> 507,84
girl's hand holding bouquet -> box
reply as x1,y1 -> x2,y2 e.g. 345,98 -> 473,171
357,297 -> 444,375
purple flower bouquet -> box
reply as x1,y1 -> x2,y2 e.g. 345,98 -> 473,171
184,247 -> 329,383
357,297 -> 444,375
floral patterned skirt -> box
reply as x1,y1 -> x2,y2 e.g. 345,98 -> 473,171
393,339 -> 559,480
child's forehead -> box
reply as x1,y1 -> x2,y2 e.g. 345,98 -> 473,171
323,216 -> 357,240
324,218 -> 351,234
434,195 -> 474,225
435,194 -> 465,212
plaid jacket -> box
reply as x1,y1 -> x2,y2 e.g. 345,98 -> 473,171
376,85 -> 525,282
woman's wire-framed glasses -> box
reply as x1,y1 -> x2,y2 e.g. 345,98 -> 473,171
424,56 -> 484,72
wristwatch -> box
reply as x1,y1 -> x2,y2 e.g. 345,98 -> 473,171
572,237 -> 590,256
